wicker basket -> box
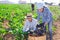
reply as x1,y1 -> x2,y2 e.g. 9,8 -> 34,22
28,35 -> 46,40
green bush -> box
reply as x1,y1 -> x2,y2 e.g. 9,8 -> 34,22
0,4 -> 32,40
49,6 -> 60,21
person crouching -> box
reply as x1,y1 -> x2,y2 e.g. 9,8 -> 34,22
23,13 -> 38,40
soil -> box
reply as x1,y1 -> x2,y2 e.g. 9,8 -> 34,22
53,20 -> 60,40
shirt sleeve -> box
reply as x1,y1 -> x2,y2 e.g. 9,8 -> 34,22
37,10 -> 40,21
23,21 -> 29,32
46,9 -> 52,23
33,20 -> 39,31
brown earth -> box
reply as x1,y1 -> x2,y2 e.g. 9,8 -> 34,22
53,21 -> 60,40
28,35 -> 46,40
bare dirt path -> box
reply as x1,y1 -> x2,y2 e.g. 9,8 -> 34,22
53,21 -> 60,40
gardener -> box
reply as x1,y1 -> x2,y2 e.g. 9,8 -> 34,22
31,4 -> 34,11
23,13 -> 38,40
36,3 -> 53,40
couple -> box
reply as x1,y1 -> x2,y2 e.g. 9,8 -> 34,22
23,3 -> 53,40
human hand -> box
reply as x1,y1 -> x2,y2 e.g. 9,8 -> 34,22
30,30 -> 34,32
44,22 -> 48,26
26,28 -> 29,31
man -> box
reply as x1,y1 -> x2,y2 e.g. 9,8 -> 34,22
23,13 -> 38,40
31,4 -> 34,11
36,3 -> 53,40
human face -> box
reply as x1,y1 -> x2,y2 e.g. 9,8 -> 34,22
38,8 -> 44,12
27,17 -> 32,22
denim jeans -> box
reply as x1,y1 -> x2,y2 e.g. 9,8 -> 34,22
46,21 -> 53,40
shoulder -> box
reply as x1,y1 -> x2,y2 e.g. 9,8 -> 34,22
25,20 -> 29,23
33,18 -> 38,22
44,7 -> 52,14
44,7 -> 50,11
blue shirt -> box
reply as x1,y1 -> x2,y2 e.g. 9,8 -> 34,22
23,18 -> 38,32
37,7 -> 53,23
